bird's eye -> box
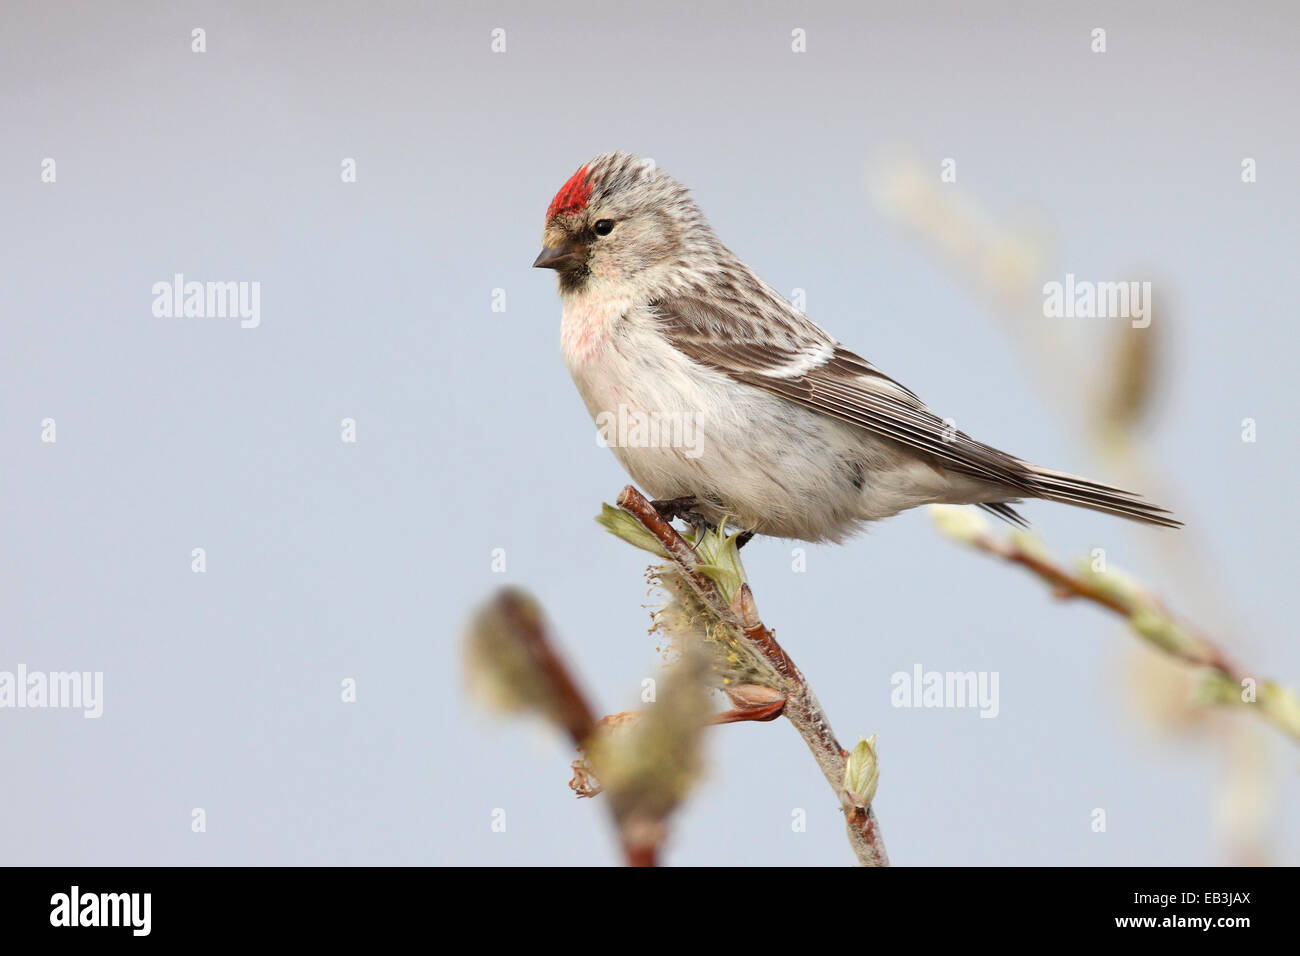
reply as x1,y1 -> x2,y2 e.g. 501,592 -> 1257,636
593,219 -> 615,237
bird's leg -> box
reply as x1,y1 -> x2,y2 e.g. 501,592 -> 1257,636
650,495 -> 702,522
650,496 -> 718,538
681,512 -> 715,537
650,496 -> 760,546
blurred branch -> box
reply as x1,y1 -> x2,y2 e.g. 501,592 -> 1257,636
931,507 -> 1300,745
872,157 -> 1280,862
612,485 -> 889,867
465,588 -> 707,866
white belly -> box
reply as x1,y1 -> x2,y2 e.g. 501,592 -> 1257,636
560,299 -> 934,540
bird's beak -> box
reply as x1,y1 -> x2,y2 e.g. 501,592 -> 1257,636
532,238 -> 586,270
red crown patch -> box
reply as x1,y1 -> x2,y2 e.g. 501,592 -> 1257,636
547,166 -> 593,218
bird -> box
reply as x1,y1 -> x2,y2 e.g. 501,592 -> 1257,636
533,152 -> 1179,543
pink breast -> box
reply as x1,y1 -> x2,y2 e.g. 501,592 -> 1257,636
562,298 -> 624,365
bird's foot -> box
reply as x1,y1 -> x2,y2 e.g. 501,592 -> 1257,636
650,496 -> 715,536
650,495 -> 702,522
651,497 -> 759,547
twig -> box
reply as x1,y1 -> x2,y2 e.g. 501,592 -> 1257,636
476,590 -> 668,866
617,485 -> 889,866
934,514 -> 1300,745
494,590 -> 598,744
877,162 -> 1281,861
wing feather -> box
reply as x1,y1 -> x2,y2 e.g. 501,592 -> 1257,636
648,291 -> 1180,528
653,293 -> 1037,492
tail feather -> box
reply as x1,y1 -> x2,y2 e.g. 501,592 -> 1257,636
978,501 -> 1030,528
1026,466 -> 1181,528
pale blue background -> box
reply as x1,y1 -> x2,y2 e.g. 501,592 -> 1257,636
2,1 -> 1296,865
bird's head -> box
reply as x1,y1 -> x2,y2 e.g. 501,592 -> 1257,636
533,152 -> 701,294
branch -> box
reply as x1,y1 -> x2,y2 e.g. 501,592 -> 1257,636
493,589 -> 598,745
466,588 -> 704,866
615,486 -> 889,867
930,506 -> 1300,744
